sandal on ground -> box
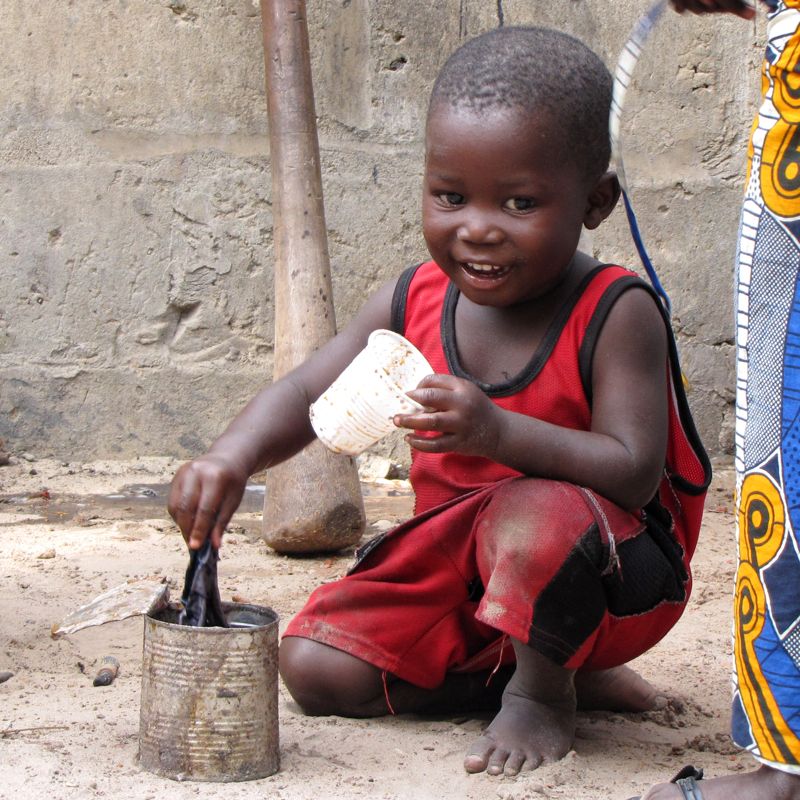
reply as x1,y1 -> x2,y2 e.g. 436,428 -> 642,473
626,765 -> 705,800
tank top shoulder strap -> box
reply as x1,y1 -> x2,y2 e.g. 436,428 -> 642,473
390,263 -> 425,335
577,268 -> 652,401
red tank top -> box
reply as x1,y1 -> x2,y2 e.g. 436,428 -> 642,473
390,260 -> 711,557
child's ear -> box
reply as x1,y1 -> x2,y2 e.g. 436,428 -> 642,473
583,171 -> 621,230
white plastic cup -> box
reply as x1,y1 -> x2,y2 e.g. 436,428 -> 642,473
309,329 -> 433,456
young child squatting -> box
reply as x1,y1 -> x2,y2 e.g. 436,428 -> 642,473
168,26 -> 711,777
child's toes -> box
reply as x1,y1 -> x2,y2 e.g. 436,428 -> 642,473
486,747 -> 510,775
463,737 -> 494,773
502,750 -> 529,776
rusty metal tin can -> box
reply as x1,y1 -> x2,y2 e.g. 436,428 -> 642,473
138,603 -> 279,782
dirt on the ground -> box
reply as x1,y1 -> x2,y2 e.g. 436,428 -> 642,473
0,454 -> 746,800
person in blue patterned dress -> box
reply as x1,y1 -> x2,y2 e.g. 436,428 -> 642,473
630,1 -> 800,798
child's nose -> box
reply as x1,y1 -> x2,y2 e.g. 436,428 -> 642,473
456,212 -> 504,245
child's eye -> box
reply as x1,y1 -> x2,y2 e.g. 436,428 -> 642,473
437,192 -> 465,207
503,197 -> 535,212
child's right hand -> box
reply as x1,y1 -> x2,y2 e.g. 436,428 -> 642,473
669,0 -> 755,19
168,453 -> 250,551
395,373 -> 503,459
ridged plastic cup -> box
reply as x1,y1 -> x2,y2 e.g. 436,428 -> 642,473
309,329 -> 432,456
138,603 -> 279,782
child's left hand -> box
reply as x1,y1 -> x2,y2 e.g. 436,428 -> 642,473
394,374 -> 502,458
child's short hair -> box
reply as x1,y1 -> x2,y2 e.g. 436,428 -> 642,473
428,26 -> 613,181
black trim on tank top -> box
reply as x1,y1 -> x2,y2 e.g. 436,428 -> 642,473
578,275 -> 649,403
440,264 -> 612,398
389,263 -> 423,335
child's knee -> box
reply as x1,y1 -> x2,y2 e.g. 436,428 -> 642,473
279,636 -> 384,717
478,478 -> 594,565
280,636 -> 334,714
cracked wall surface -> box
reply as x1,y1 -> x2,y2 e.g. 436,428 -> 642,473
0,0 -> 761,459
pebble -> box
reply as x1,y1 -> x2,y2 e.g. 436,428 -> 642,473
0,671 -> 14,684
356,453 -> 399,481
93,656 -> 120,687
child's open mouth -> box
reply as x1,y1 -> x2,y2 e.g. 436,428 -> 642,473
463,262 -> 511,279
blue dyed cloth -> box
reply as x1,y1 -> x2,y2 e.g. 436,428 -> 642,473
732,0 -> 800,770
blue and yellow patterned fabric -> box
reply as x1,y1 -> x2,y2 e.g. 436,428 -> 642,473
733,0 -> 800,771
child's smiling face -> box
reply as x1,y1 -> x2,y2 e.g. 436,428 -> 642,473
422,105 -> 598,308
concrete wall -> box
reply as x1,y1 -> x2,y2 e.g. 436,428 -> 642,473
0,0 -> 762,461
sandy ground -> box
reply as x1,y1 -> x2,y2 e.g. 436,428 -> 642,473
0,453 -> 748,800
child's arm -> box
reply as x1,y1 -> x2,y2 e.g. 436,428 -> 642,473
396,287 -> 669,511
168,279 -> 397,550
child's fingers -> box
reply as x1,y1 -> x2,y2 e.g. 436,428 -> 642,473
413,372 -> 462,392
405,431 -> 454,451
405,384 -> 456,412
167,469 -> 200,543
187,485 -> 224,550
210,522 -> 225,550
210,492 -> 242,550
393,410 -> 432,431
209,514 -> 227,549
394,408 -> 457,432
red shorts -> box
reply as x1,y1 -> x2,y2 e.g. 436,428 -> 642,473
283,477 -> 692,689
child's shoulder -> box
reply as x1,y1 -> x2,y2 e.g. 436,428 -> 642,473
567,253 -> 659,309
581,261 -> 657,304
569,257 -> 669,374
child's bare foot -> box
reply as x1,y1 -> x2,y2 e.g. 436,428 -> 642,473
575,664 -> 668,711
463,678 -> 576,775
463,640 -> 576,776
632,764 -> 800,800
